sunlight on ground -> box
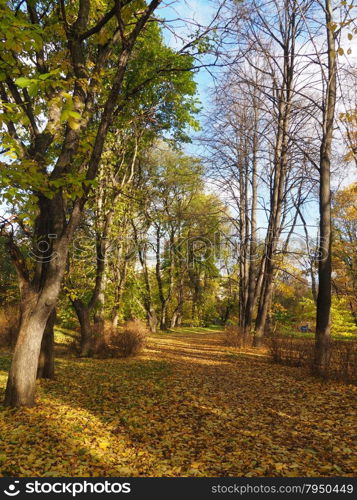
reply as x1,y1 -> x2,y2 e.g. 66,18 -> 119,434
0,329 -> 356,477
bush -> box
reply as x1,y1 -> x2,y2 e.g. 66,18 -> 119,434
92,319 -> 148,358
223,325 -> 252,348
324,340 -> 357,384
0,306 -> 19,348
114,319 -> 148,357
268,335 -> 314,367
268,335 -> 357,384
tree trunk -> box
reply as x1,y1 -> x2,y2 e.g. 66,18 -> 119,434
148,307 -> 158,333
72,299 -> 92,357
314,0 -> 336,374
170,280 -> 184,328
170,310 -> 179,328
93,283 -> 105,335
5,195 -> 71,407
37,308 -> 56,379
110,259 -> 128,329
111,307 -> 120,329
244,104 -> 258,334
5,291 -> 55,407
160,301 -> 168,330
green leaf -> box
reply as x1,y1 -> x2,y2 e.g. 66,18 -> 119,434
15,77 -> 32,88
28,81 -> 39,97
68,111 -> 81,120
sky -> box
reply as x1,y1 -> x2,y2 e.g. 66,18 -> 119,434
159,0 -> 218,104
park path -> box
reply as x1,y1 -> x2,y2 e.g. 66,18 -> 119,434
139,328 -> 356,477
0,328 -> 355,477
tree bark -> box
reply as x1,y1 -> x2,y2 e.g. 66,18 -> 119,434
148,307 -> 158,333
253,9 -> 296,345
37,308 -> 56,379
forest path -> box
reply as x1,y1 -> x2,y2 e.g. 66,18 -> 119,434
0,329 -> 355,477
146,327 -> 268,365
140,328 -> 356,476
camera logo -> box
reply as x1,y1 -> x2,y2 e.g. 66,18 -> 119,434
4,481 -> 20,496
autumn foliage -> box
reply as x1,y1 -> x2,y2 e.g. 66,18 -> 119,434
0,329 -> 355,477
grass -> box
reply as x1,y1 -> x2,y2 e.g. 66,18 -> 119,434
278,330 -> 357,342
0,328 -> 356,477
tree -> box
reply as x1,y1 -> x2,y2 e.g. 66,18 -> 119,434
314,0 -> 338,373
204,0 -> 317,342
0,0 -> 196,407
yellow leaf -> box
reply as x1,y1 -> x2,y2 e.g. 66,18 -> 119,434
275,463 -> 286,471
68,118 -> 81,130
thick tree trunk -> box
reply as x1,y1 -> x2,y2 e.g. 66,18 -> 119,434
37,308 -> 56,379
5,291 -> 55,407
72,299 -> 92,357
5,194 -> 71,406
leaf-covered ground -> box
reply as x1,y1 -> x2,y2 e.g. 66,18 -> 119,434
0,328 -> 356,477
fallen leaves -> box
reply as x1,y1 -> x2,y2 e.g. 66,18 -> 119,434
0,329 -> 356,477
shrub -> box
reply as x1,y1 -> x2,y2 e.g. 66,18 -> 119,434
223,325 -> 252,348
268,335 -> 357,384
268,335 -> 314,367
0,306 -> 19,348
91,322 -> 117,358
324,340 -> 357,384
92,319 -> 148,358
114,319 -> 148,357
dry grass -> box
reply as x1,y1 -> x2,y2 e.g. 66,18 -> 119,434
114,319 -> 148,357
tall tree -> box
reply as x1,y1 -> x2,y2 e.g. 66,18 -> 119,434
314,0 -> 338,373
0,0 -> 201,407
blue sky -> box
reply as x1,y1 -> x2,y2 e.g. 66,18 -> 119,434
160,0 -> 218,107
